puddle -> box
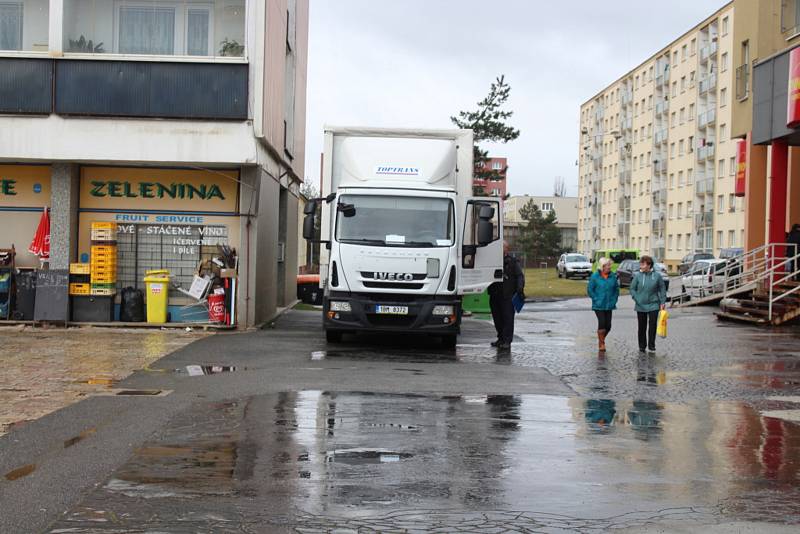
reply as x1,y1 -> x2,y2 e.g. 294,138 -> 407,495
4,463 -> 36,481
185,365 -> 239,376
116,390 -> 164,396
325,448 -> 413,465
64,427 -> 97,448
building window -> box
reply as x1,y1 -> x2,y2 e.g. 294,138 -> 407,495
717,230 -> 724,248
717,195 -> 724,213
781,0 -> 800,35
688,136 -> 694,152
677,234 -> 683,250
0,2 -> 23,50
729,157 -> 736,175
672,50 -> 678,65
729,230 -> 736,246
720,87 -> 727,106
678,202 -> 683,219
718,159 -> 725,177
64,0 -> 245,58
689,103 -> 695,120
679,139 -> 685,155
737,40 -> 750,101
722,15 -> 729,35
729,193 -> 736,212
680,107 -> 686,124
681,44 -> 687,61
492,161 -> 503,170
721,52 -> 728,72
720,124 -> 727,142
679,170 -> 684,186
541,202 -> 554,211
681,76 -> 686,93
690,38 -> 696,55
687,168 -> 694,184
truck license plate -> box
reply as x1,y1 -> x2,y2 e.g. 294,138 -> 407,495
375,305 -> 408,315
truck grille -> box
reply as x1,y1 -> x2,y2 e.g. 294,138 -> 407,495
363,282 -> 424,290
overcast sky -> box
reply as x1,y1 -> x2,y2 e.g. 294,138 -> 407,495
304,0 -> 727,197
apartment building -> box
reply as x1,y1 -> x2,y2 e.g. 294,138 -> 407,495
0,0 -> 309,327
474,157 -> 507,197
578,2 -> 743,271
503,195 -> 578,254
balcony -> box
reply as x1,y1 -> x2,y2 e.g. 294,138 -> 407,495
655,69 -> 670,88
654,128 -> 668,145
697,145 -> 715,161
622,117 -> 632,131
700,41 -> 718,63
621,90 -> 633,105
653,160 -> 667,174
655,101 -> 669,117
617,222 -> 630,236
698,109 -> 717,128
652,189 -> 667,204
695,211 -> 714,228
695,179 -> 714,196
62,0 -> 246,59
620,170 -> 632,184
651,219 -> 665,234
699,74 -> 717,95
736,63 -> 750,101
618,195 -> 631,210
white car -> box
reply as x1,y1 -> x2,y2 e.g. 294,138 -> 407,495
680,259 -> 729,297
557,253 -> 592,279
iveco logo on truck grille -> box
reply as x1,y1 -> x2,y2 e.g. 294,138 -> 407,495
374,272 -> 414,281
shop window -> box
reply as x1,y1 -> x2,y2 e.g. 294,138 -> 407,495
116,223 -> 231,297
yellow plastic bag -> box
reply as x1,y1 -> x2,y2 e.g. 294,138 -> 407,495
656,309 -> 669,338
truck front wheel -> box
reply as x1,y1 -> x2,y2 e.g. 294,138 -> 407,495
326,330 -> 343,343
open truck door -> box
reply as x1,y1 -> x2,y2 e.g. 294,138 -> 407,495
459,198 -> 503,294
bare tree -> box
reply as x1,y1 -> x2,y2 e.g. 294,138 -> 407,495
553,176 -> 567,197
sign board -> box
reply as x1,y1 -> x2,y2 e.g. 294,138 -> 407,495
79,167 -> 239,213
788,48 -> 800,129
0,165 -> 51,208
33,269 -> 69,322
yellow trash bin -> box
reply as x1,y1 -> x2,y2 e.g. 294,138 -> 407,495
143,270 -> 170,323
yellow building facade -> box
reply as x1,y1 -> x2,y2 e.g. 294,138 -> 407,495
578,2 -> 743,271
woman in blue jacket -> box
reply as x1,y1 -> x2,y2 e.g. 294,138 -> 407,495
629,255 -> 667,353
587,257 -> 619,353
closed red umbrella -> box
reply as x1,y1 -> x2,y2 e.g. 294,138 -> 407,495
29,207 -> 50,260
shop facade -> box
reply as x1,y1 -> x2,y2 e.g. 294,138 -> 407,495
0,0 -> 309,328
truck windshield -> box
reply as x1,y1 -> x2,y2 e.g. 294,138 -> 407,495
336,195 -> 454,247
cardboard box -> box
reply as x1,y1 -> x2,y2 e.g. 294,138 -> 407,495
220,269 -> 237,279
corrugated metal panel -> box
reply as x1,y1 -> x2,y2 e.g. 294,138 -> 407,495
55,60 -> 247,120
0,58 -> 53,114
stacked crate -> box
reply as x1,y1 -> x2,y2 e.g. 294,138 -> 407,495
68,262 -> 91,295
90,222 -> 118,296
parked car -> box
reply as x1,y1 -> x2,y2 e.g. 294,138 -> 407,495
556,253 -> 592,279
617,259 -> 670,291
678,252 -> 715,274
591,249 -> 640,272
680,259 -> 728,297
718,247 -> 744,260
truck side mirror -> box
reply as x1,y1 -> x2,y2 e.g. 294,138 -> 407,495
303,201 -> 316,215
477,219 -> 493,246
478,205 -> 495,220
302,213 -> 316,240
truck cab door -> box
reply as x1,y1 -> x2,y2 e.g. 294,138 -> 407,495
459,198 -> 503,294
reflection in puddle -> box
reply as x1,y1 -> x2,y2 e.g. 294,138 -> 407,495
185,365 -> 239,376
51,392 -> 800,531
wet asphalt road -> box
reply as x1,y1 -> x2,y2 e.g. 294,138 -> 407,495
2,298 -> 800,532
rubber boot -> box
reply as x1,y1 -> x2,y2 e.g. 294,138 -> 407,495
598,330 -> 606,352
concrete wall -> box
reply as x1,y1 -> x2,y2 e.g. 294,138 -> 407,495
49,163 -> 79,269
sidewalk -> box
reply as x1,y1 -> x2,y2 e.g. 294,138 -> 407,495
0,326 -> 208,436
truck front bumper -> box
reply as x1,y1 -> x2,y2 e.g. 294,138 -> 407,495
323,292 -> 461,334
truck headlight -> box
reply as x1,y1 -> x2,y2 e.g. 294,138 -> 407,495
432,305 -> 454,316
329,301 -> 351,312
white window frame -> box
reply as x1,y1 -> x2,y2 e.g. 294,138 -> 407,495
113,1 -> 214,57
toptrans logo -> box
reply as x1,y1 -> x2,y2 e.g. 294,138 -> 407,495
375,166 -> 420,176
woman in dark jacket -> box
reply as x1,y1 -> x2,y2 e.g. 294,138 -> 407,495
587,257 -> 620,353
630,255 -> 667,353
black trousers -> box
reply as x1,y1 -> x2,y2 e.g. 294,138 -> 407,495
637,310 -> 659,350
490,291 -> 515,344
594,310 -> 613,333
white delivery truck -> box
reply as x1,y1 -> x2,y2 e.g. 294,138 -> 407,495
303,126 -> 503,347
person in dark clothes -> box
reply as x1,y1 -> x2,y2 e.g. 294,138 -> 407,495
629,255 -> 667,353
587,257 -> 620,353
489,241 -> 525,350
